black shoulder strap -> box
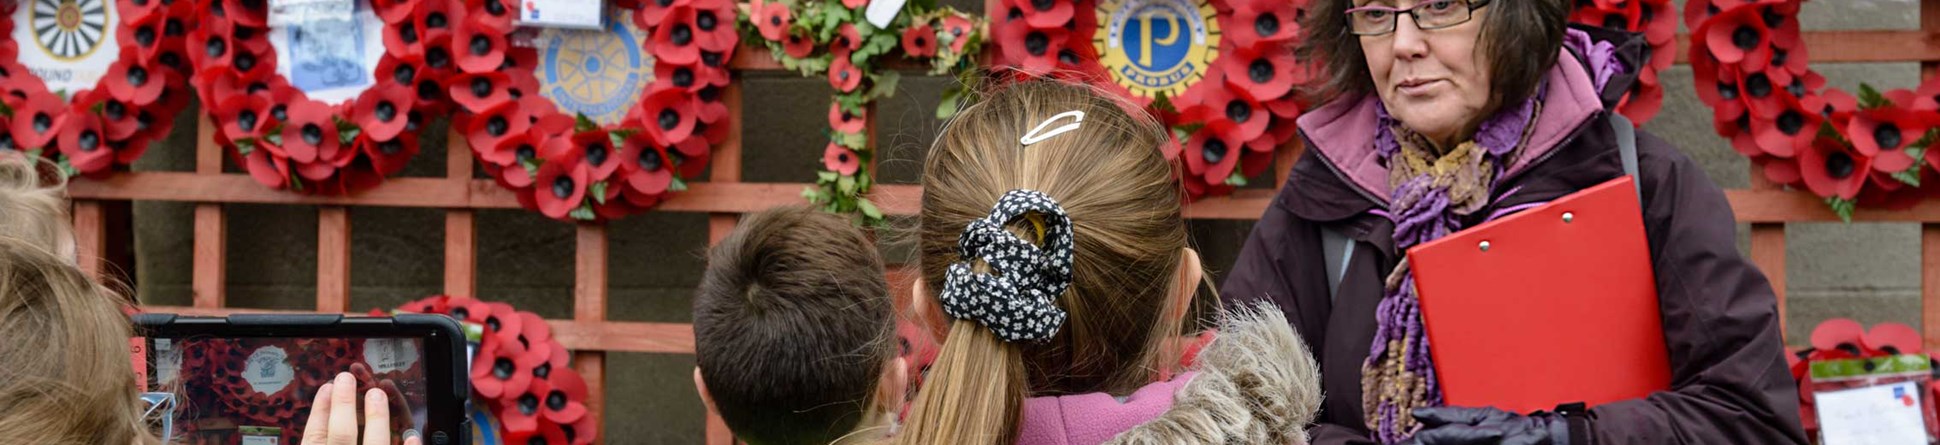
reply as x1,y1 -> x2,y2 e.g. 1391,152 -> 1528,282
1611,113 -> 1641,199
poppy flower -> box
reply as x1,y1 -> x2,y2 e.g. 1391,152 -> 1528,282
352,83 -> 415,142
823,143 -> 860,175
673,135 -> 710,178
57,113 -> 114,173
469,0 -> 518,32
1809,318 -> 1866,360
535,151 -> 590,219
903,24 -> 938,58
573,130 -> 623,179
537,370 -> 590,424
243,146 -> 292,188
472,333 -> 537,401
1183,120 -> 1242,185
1617,82 -> 1666,124
1010,0 -> 1072,29
1228,1 -> 1298,47
690,1 -> 737,52
1735,70 -> 1789,120
485,133 -> 541,181
754,0 -> 792,42
654,61 -> 712,92
652,6 -> 703,65
1846,107 -> 1928,173
102,57 -> 166,109
364,133 -> 420,176
404,294 -> 454,314
828,54 -> 864,92
450,71 -> 514,114
998,20 -> 1067,74
9,92 -> 63,149
640,88 -> 698,145
635,0 -> 692,28
1699,4 -> 1771,71
830,102 -> 866,133
1862,323 -> 1922,356
783,31 -> 816,58
621,133 -> 674,197
280,101 -> 339,164
834,23 -> 863,52
456,17 -> 509,73
1749,92 -> 1820,158
467,103 -> 534,158
1799,135 -> 1872,200
219,0 -> 267,27
504,420 -> 570,445
215,93 -> 272,139
517,312 -> 553,346
941,14 -> 975,53
92,90 -> 143,143
1182,77 -> 1268,142
1219,45 -> 1298,102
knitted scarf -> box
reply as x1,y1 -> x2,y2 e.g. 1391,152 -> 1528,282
1360,95 -> 1541,444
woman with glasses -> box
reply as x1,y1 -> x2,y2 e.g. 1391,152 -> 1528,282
1222,1 -> 1805,444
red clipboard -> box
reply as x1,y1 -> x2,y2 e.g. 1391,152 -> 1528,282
1408,176 -> 1672,414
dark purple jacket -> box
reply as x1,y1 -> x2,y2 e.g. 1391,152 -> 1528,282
1221,30 -> 1807,444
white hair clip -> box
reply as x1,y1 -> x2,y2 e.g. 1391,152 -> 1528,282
1019,110 -> 1085,146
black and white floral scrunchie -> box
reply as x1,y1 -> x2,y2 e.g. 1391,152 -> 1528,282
939,189 -> 1075,343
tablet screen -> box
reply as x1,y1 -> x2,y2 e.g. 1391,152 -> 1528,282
142,336 -> 430,444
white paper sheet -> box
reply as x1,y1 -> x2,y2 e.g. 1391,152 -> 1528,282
1817,381 -> 1931,445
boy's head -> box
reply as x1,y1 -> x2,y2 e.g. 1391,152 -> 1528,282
692,206 -> 902,445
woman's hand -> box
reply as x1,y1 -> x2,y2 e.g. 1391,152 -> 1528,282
1404,406 -> 1567,445
301,371 -> 422,445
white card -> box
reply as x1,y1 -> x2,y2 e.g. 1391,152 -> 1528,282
1816,381 -> 1931,445
240,436 -> 278,445
518,0 -> 604,30
11,0 -> 121,94
363,338 -> 421,374
865,0 -> 907,28
268,0 -> 355,26
241,346 -> 295,396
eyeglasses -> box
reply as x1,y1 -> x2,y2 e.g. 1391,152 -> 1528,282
1345,0 -> 1493,36
141,392 -> 176,443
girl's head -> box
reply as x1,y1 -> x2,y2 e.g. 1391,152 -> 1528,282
902,80 -> 1200,444
0,153 -> 77,262
0,236 -> 160,444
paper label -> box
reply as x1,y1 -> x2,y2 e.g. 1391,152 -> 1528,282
363,338 -> 420,374
518,0 -> 604,30
864,0 -> 906,28
268,0 -> 354,26
242,346 -> 295,396
12,0 -> 122,95
240,426 -> 281,445
1816,381 -> 1930,445
270,0 -> 383,104
154,339 -> 182,386
532,9 -> 653,125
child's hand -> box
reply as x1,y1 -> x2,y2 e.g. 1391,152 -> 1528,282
301,372 -> 421,445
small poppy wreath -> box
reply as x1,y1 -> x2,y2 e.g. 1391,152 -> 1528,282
0,0 -> 196,178
742,0 -> 986,226
1688,0 -> 1940,221
991,0 -> 1309,199
1567,0 -> 1674,123
1789,319 -> 1936,437
187,0 -> 458,195
390,295 -> 597,445
452,0 -> 731,222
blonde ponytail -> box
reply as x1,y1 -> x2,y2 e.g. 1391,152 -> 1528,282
896,321 -> 1027,445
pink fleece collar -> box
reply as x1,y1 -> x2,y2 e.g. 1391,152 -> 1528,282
1012,372 -> 1198,445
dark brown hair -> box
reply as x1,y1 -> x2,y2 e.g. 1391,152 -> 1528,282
1298,0 -> 1569,110
692,205 -> 894,445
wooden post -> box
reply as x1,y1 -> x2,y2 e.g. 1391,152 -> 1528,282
446,127 -> 477,297
317,207 -> 351,313
1748,155 -> 1789,341
574,225 -> 609,445
71,200 -> 107,279
193,116 -> 226,308
702,80 -> 742,445
1921,0 -> 1940,350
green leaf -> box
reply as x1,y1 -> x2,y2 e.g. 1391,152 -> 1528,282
1225,169 -> 1249,187
54,155 -> 77,178
264,132 -> 283,147
521,157 -> 543,180
234,137 -> 257,156
840,131 -> 867,149
1151,92 -> 1176,115
1858,84 -> 1889,110
574,113 -> 598,133
1825,196 -> 1857,223
857,198 -> 883,219
590,181 -> 609,205
669,176 -> 689,191
612,128 -> 640,139
54,90 -> 67,101
23,149 -> 39,160
338,127 -> 362,145
937,86 -> 963,119
0,100 -> 14,117
802,186 -> 823,203
867,71 -> 902,101
838,175 -> 856,194
1816,121 -> 1845,145
569,203 -> 596,221
90,101 -> 105,116
1896,147 -> 1928,187
817,170 -> 838,182
609,132 -> 629,152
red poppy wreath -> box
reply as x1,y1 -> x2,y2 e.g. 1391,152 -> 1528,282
990,0 -> 1307,198
1689,0 -> 1940,221
389,295 -> 597,445
446,0 -> 731,222
0,0 -> 196,177
1568,0 -> 1673,124
187,0 -> 461,195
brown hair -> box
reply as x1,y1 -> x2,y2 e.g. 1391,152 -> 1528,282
0,153 -> 76,262
693,206 -> 895,445
0,236 -> 161,445
1299,0 -> 1569,110
898,80 -> 1191,445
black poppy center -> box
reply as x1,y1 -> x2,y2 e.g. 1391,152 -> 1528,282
516,145 -> 536,163
238,110 -> 259,132
1762,7 -> 1785,28
271,105 -> 287,122
393,65 -> 416,84
534,362 -> 552,379
1875,123 -> 1904,151
1256,13 -> 1281,37
205,38 -> 226,58
1025,32 -> 1049,56
1249,59 -> 1274,84
587,143 -> 609,166
427,12 -> 449,29
427,47 -> 451,68
487,116 -> 509,136
104,101 -> 126,121
376,102 -> 397,122
32,114 -> 51,133
451,307 -> 470,319
470,35 -> 492,56
127,66 -> 149,87
1826,150 -> 1856,179
672,25 -> 693,46
1057,49 -> 1078,65
517,394 -> 539,415
1030,0 -> 1053,12
770,15 -> 781,26
1204,139 -> 1228,164
656,0 -> 673,6
400,23 -> 419,44
79,130 -> 99,151
1744,73 -> 1773,98
702,51 -> 723,67
1772,48 -> 1789,67
698,11 -> 718,31
1731,26 -> 1759,51
640,148 -> 663,171
235,53 -> 257,71
552,176 -> 575,199
546,390 -> 568,410
486,0 -> 506,15
1227,100 -> 1251,123
418,80 -> 440,101
1718,82 -> 1740,100
472,77 -> 495,98
658,109 -> 680,130
486,316 -> 501,332
135,27 -> 156,47
379,140 -> 403,155
302,124 -> 324,146
1777,110 -> 1804,136
493,358 -> 515,379
673,68 -> 694,87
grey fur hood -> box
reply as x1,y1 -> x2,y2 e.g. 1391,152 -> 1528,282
1106,302 -> 1323,444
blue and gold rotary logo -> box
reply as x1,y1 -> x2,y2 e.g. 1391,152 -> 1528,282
538,10 -> 654,125
1094,0 -> 1220,99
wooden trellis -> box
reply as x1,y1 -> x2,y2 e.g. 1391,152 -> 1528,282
58,1 -> 1940,443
